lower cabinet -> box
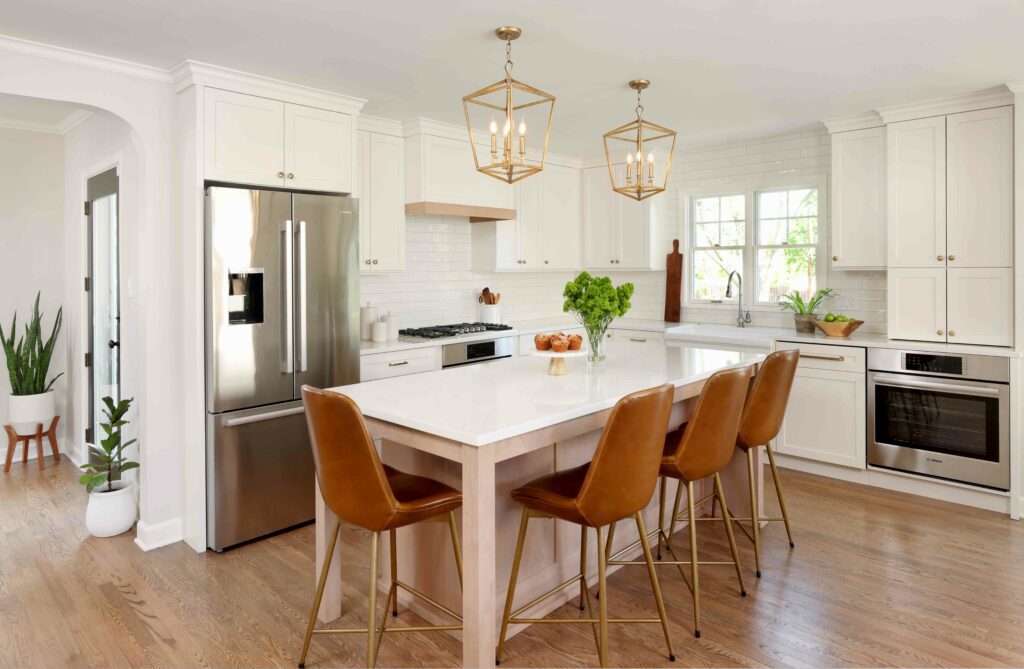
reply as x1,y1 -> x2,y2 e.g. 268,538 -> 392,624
607,329 -> 665,346
360,347 -> 441,381
775,343 -> 866,469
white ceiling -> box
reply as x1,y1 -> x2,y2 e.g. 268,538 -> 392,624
2,0 -> 1023,154
0,92 -> 92,134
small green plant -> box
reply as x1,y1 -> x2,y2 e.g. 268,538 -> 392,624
563,272 -> 634,331
778,288 -> 835,315
79,397 -> 139,493
0,293 -> 63,395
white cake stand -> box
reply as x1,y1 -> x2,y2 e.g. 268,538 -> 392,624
532,349 -> 588,375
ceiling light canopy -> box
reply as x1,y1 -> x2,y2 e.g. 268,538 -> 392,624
603,80 -> 677,201
462,27 -> 556,184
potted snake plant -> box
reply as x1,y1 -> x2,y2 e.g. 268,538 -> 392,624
778,288 -> 835,333
0,293 -> 63,435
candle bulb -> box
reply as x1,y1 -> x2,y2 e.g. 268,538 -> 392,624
647,152 -> 654,183
489,118 -> 498,159
626,153 -> 633,184
502,119 -> 511,161
518,119 -> 526,160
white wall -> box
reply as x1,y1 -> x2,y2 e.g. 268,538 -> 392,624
361,127 -> 888,332
0,127 -> 66,443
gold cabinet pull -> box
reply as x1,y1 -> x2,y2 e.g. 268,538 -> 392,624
948,330 -> 956,336
936,330 -> 943,336
936,255 -> 944,261
388,361 -> 409,367
277,171 -> 285,178
948,255 -> 956,261
287,172 -> 295,179
365,259 -> 371,265
800,353 -> 846,362
629,337 -> 647,343
832,255 -> 839,261
372,259 -> 379,265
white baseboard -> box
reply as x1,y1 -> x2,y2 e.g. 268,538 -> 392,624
135,517 -> 183,551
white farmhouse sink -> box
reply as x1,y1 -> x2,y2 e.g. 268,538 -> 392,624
665,323 -> 795,350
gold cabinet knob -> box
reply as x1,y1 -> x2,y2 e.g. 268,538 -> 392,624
372,259 -> 378,265
287,172 -> 295,179
832,255 -> 839,261
948,330 -> 956,336
936,330 -> 943,335
364,259 -> 371,265
948,255 -> 955,261
277,171 -> 285,178
544,260 -> 549,264
937,255 -> 944,261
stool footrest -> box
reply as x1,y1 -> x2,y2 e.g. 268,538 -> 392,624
510,573 -> 584,619
511,617 -> 663,625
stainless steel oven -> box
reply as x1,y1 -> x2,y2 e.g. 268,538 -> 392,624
867,349 -> 1009,490
441,336 -> 515,369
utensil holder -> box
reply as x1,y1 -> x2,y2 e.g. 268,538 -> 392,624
477,304 -> 501,324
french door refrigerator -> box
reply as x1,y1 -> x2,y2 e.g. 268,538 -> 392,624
205,186 -> 359,550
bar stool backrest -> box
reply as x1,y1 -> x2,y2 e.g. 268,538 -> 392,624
302,386 -> 399,530
576,383 -> 675,527
668,364 -> 755,482
736,349 -> 800,449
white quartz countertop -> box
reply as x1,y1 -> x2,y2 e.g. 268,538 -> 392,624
512,317 -> 676,336
333,342 -> 762,446
666,323 -> 1022,357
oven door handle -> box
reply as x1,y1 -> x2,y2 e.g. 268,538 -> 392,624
871,374 -> 1001,397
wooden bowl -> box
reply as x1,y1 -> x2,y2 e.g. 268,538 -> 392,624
813,319 -> 864,338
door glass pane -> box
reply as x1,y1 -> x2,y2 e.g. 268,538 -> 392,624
874,386 -> 999,461
91,192 -> 119,436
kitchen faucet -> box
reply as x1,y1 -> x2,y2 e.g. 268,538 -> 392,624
725,271 -> 752,328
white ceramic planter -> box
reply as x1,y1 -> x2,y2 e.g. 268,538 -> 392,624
8,390 -> 55,435
85,480 -> 137,538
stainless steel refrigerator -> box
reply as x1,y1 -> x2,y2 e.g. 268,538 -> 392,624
205,186 -> 359,550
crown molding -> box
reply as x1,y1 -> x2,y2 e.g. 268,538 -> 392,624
172,60 -> 366,114
877,84 -> 1013,124
822,111 -> 884,134
357,114 -> 403,136
57,108 -> 94,133
1007,81 -> 1024,95
0,33 -> 171,82
0,108 -> 95,135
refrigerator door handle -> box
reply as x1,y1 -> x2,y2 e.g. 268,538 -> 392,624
296,219 -> 308,372
281,219 -> 294,373
222,405 -> 305,428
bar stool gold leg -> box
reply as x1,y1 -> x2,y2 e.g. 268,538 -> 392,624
596,524 -> 609,668
714,473 -> 746,597
496,508 -> 530,665
746,448 -> 762,577
766,444 -> 795,547
366,531 -> 380,669
635,512 -> 675,661
389,529 -> 399,615
686,481 -> 701,639
604,519 -> 617,563
579,525 -> 588,610
298,518 -> 342,669
447,511 -> 464,589
656,476 -> 667,560
666,481 -> 684,554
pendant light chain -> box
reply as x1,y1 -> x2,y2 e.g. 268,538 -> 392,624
504,39 -> 514,83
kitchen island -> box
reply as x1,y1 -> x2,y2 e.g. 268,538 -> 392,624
316,341 -> 764,668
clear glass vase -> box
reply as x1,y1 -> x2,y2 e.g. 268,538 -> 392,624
584,323 -> 608,363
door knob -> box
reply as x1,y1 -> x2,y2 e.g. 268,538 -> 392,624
948,255 -> 956,261
108,340 -> 119,349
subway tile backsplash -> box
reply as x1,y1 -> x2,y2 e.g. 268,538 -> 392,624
360,126 -> 888,334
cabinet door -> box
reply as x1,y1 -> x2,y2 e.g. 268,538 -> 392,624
582,167 -> 617,269
356,131 -> 372,271
284,103 -> 353,193
947,267 -> 1013,346
887,268 -> 946,342
618,191 -> 650,269
540,164 -> 581,270
831,127 -> 885,268
887,116 -> 946,268
776,367 -> 865,468
946,106 -> 1013,268
367,133 -> 405,271
516,175 -> 543,269
421,135 -> 515,209
204,88 -> 284,187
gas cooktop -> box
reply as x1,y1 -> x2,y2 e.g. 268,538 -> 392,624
398,322 -> 514,340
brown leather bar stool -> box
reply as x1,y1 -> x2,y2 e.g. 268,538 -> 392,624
640,364 -> 755,639
724,348 -> 799,577
299,386 -> 465,669
496,384 -> 677,668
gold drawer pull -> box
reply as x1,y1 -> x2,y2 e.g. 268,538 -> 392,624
800,353 -> 846,362
629,337 -> 648,343
388,361 -> 409,367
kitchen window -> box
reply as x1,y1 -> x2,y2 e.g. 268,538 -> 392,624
686,177 -> 826,308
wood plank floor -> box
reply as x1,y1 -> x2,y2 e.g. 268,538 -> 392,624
2,457 -> 1023,668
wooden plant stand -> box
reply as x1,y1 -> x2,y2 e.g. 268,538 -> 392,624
4,417 -> 60,473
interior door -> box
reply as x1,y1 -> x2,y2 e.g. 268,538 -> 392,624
86,168 -> 119,444
292,193 -> 360,393
205,187 -> 294,413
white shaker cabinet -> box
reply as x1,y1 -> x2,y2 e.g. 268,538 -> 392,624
405,133 -> 515,210
946,268 -> 1013,347
886,116 -> 946,268
539,163 -> 582,269
830,127 -> 885,268
887,268 -> 947,342
356,130 -> 405,272
284,103 -> 353,193
946,106 -> 1013,268
582,166 -> 665,271
774,343 -> 866,469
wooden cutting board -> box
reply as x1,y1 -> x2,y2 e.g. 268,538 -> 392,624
664,239 -> 683,322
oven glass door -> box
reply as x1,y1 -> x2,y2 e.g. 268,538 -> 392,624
873,376 -> 1001,462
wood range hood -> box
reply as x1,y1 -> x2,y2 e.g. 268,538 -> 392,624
404,201 -> 516,223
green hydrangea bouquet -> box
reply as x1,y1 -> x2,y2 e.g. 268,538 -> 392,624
562,272 -> 634,362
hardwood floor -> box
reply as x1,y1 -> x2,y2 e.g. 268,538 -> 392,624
2,457 -> 1023,668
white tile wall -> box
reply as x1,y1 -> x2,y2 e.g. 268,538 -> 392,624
360,127 -> 888,333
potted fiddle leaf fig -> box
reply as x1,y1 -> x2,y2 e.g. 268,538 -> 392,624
80,396 -> 139,538
0,293 -> 63,435
778,288 -> 835,333
563,272 -> 634,362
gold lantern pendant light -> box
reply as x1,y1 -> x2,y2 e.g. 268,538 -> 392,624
604,80 -> 677,201
463,27 -> 556,184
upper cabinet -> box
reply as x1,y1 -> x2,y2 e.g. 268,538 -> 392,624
204,88 -> 354,192
830,127 -> 886,269
946,106 -> 1013,268
582,166 -> 666,271
471,162 -> 582,272
886,116 -> 946,268
405,132 -> 515,211
356,130 -> 405,272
